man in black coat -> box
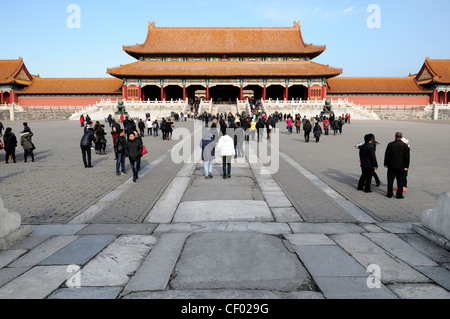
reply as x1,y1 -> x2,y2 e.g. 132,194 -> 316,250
80,127 -> 96,168
357,134 -> 378,193
125,132 -> 143,182
384,132 -> 410,199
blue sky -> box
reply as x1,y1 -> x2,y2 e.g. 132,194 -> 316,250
2,0 -> 449,78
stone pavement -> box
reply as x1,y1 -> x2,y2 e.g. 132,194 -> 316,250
0,119 -> 450,303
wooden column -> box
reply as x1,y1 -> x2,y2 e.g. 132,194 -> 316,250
262,85 -> 266,100
206,85 -> 210,100
322,85 -> 327,100
1,91 -> 3,105
285,85 -> 289,100
161,85 -> 165,101
445,90 -> 448,105
138,85 -> 142,101
307,85 -> 311,101
240,85 -> 244,100
122,85 -> 128,100
183,85 -> 187,101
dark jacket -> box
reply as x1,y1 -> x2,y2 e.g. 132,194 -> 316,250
80,128 -> 96,146
313,124 -> 322,137
114,135 -> 127,155
125,139 -> 143,160
3,132 -> 17,151
303,121 -> 312,134
359,142 -> 378,168
384,139 -> 410,169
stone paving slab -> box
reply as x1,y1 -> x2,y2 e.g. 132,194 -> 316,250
0,265 -> 68,299
331,233 -> 431,283
285,234 -> 337,246
313,276 -> 398,299
170,232 -> 316,292
173,200 -> 274,223
182,185 -> 263,201
48,287 -> 123,299
124,289 -> 324,299
0,267 -> 29,289
388,283 -> 450,299
398,233 -> 450,263
289,222 -> 365,234
153,222 -> 291,235
81,235 -> 157,287
122,233 -> 189,294
271,207 -> 304,222
29,224 -> 87,236
39,235 -> 116,266
9,236 -> 79,267
0,249 -> 27,269
76,224 -> 157,236
416,266 -> 450,291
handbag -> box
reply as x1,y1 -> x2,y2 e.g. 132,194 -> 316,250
141,145 -> 148,156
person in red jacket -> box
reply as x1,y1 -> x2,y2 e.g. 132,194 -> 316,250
323,117 -> 330,135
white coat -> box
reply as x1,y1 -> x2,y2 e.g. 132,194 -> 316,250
217,135 -> 235,157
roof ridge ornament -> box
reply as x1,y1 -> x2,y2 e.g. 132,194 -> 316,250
293,21 -> 301,29
149,21 -> 156,28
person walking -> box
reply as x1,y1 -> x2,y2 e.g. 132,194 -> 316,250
114,129 -> 127,176
80,115 -> 85,127
256,118 -> 265,142
384,132 -> 410,199
250,118 -> 256,141
313,122 -> 323,143
286,116 -> 293,135
3,127 -> 17,164
200,129 -> 216,180
303,119 -> 312,143
323,117 -> 330,135
20,128 -> 35,162
138,119 -> 145,137
125,132 -> 143,183
217,130 -> 235,179
355,134 -> 382,187
146,117 -> 153,136
294,117 -> 301,134
152,119 -> 159,137
80,125 -> 96,168
357,134 -> 378,193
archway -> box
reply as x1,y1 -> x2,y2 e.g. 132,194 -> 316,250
209,85 -> 240,103
142,85 -> 162,101
288,85 -> 308,100
266,85 -> 284,100
244,85 -> 263,100
165,85 -> 183,101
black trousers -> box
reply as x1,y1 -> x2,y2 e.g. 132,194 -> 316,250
222,156 -> 231,177
80,145 -> 92,167
387,168 -> 406,198
358,167 -> 374,192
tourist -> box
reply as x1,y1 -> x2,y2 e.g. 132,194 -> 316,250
165,118 -> 174,141
217,130 -> 235,179
80,125 -> 96,168
393,135 -> 411,195
294,117 -> 301,134
357,134 -> 379,193
234,122 -> 245,158
250,118 -> 256,141
146,117 -> 153,136
152,119 -> 159,137
80,115 -> 85,127
333,118 -> 340,135
160,118 -> 167,140
303,119 -> 312,143
138,119 -> 145,137
95,124 -> 107,155
111,125 -> 120,149
384,132 -> 410,199
125,132 -> 143,183
114,129 -> 127,176
265,117 -> 272,140
3,128 -> 17,164
200,129 -> 216,180
338,116 -> 344,134
120,113 -> 124,123
20,128 -> 35,162
313,122 -> 323,143
85,114 -> 91,124
323,117 -> 330,135
355,134 -> 382,188
256,118 -> 265,142
107,114 -> 113,127
133,129 -> 144,171
286,117 -> 293,135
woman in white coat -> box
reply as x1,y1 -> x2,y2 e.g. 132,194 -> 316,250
216,130 -> 235,179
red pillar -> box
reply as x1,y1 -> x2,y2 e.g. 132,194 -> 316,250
138,85 -> 142,101
1,91 -> 3,105
122,85 -> 128,100
322,85 -> 327,100
183,85 -> 187,101
240,85 -> 244,100
10,91 -> 15,104
161,85 -> 165,101
445,90 -> 448,105
262,85 -> 266,100
285,85 -> 289,100
206,85 -> 210,100
307,85 -> 311,101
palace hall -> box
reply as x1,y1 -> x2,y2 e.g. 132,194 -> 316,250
1,21 -> 449,112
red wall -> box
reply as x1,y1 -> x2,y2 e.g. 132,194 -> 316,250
18,96 -> 122,107
326,95 -> 431,106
